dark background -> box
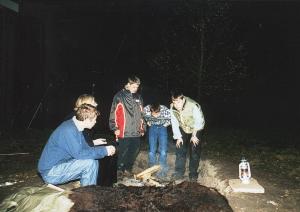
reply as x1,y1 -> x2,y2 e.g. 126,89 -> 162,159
1,0 -> 299,133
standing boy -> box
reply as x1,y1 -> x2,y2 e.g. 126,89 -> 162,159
109,76 -> 145,175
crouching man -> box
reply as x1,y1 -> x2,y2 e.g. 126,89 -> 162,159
38,103 -> 116,186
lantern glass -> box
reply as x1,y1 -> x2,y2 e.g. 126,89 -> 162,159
239,158 -> 251,184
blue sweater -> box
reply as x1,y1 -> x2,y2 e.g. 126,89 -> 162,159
38,119 -> 108,174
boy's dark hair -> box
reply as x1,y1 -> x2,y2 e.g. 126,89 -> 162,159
171,89 -> 184,99
127,75 -> 141,85
150,102 -> 161,113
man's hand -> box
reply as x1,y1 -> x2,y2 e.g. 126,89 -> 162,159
106,145 -> 116,156
114,130 -> 120,136
93,138 -> 107,146
176,138 -> 183,148
190,136 -> 199,147
139,128 -> 145,137
147,121 -> 151,126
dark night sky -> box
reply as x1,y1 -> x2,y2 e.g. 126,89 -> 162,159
1,0 -> 300,130
227,1 -> 300,127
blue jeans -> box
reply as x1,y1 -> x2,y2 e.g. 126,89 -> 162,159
41,159 -> 98,186
148,125 -> 168,174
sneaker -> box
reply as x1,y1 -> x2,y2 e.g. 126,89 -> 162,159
73,181 -> 81,188
123,170 -> 132,177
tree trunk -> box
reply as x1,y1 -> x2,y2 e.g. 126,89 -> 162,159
0,9 -> 17,129
198,19 -> 205,100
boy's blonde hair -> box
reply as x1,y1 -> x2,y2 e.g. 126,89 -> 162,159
75,103 -> 100,121
74,94 -> 97,111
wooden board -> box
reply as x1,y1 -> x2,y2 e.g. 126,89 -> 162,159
229,178 -> 265,193
134,165 -> 161,180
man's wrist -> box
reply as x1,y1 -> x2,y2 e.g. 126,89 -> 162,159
192,130 -> 198,137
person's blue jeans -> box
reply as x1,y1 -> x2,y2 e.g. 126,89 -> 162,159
41,159 -> 98,186
148,125 -> 168,175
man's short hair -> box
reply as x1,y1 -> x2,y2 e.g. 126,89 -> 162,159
150,103 -> 161,113
127,76 -> 141,85
75,103 -> 100,121
171,89 -> 184,100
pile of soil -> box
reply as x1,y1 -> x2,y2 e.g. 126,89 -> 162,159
69,181 -> 233,211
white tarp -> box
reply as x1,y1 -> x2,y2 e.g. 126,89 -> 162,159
0,185 -> 74,212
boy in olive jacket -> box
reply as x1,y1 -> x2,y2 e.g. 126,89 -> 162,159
170,90 -> 205,181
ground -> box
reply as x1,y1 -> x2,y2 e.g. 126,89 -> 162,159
0,127 -> 299,211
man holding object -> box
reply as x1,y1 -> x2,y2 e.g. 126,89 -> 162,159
38,104 -> 116,186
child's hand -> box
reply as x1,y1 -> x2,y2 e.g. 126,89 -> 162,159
176,138 -> 183,148
190,136 -> 199,147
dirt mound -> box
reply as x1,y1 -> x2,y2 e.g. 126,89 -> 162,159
69,181 -> 233,212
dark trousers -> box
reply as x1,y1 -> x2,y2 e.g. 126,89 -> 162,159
175,129 -> 202,178
83,130 -> 117,186
117,137 -> 141,172
97,150 -> 118,186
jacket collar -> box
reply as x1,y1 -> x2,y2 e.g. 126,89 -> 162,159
72,116 -> 84,131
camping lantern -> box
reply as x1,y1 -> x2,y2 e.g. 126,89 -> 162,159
239,158 -> 251,184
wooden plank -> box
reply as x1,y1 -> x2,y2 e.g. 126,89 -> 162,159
134,165 -> 161,179
144,178 -> 162,187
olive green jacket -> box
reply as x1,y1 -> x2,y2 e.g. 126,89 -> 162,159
171,97 -> 205,139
